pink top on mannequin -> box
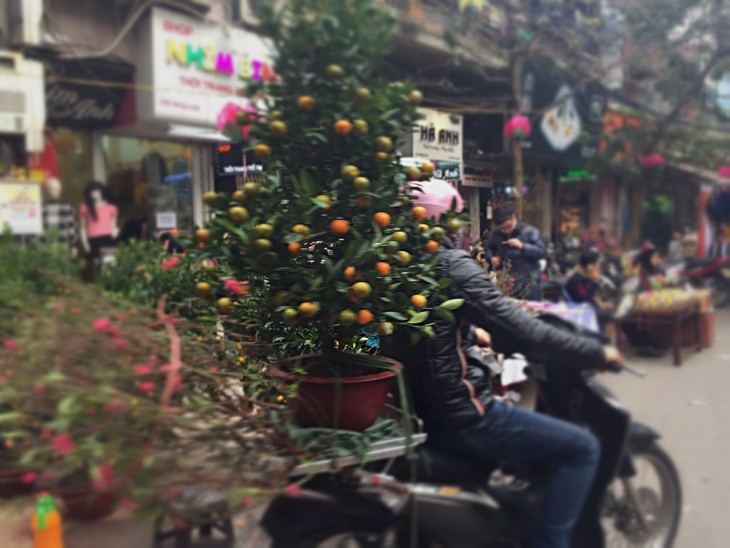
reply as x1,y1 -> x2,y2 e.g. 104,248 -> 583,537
79,203 -> 117,238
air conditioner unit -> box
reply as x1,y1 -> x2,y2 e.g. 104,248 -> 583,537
0,52 -> 45,153
4,0 -> 43,46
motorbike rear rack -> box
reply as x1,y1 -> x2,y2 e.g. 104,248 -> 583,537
289,405 -> 427,477
290,431 -> 427,477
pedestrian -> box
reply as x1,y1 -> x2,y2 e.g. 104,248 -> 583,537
484,203 -> 547,301
565,251 -> 614,333
667,231 -> 684,264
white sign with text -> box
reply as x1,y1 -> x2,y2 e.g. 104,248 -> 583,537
138,7 -> 275,127
411,108 -> 463,164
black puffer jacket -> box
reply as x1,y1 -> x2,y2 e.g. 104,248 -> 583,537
383,240 -> 606,433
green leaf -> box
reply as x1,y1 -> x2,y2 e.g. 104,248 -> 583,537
408,311 -> 429,324
383,311 -> 407,321
214,218 -> 250,245
421,276 -> 440,287
433,307 -> 455,323
58,395 -> 77,416
423,325 -> 436,338
283,233 -> 303,244
439,299 -> 464,311
0,411 -> 22,423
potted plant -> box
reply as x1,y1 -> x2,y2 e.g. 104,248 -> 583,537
0,272 -> 299,522
190,0 -> 465,431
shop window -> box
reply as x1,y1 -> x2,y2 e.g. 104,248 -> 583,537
102,137 -> 193,242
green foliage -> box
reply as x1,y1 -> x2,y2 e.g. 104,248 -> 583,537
0,231 -> 80,296
98,240 -> 215,324
0,275 -> 293,516
193,0 -> 463,353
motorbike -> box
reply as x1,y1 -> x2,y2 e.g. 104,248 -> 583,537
257,316 -> 682,548
677,256 -> 730,308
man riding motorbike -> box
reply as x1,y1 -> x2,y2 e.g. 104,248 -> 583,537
383,181 -> 624,548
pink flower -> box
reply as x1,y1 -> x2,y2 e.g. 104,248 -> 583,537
121,498 -> 137,512
69,307 -> 82,315
284,483 -> 302,497
159,363 -> 174,372
241,496 -> 254,507
93,464 -> 114,490
21,472 -> 38,484
32,384 -> 46,394
133,364 -> 153,375
40,429 -> 53,441
106,400 -> 125,414
224,279 -> 243,294
216,101 -> 244,131
107,326 -> 123,339
640,153 -> 666,169
115,339 -> 130,350
139,382 -> 155,394
92,317 -> 112,332
209,367 -> 220,373
160,257 -> 180,270
2,339 -> 19,351
50,434 -> 75,456
167,314 -> 180,325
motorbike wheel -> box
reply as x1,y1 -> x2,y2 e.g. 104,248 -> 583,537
602,442 -> 682,547
709,278 -> 730,308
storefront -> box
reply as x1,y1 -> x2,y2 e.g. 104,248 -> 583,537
518,62 -> 608,240
102,6 -> 275,236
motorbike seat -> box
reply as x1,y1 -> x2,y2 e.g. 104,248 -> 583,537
389,444 -> 497,484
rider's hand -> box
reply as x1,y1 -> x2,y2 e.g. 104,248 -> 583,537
603,345 -> 624,368
475,327 -> 492,347
506,238 -> 524,250
491,256 -> 502,269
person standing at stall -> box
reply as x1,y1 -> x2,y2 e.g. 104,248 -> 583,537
484,203 -> 547,301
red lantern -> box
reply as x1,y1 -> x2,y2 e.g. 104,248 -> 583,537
640,153 -> 666,170
504,115 -> 532,140
717,165 -> 730,179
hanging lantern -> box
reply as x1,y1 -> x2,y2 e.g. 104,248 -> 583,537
717,165 -> 730,179
640,153 -> 666,170
504,115 -> 532,140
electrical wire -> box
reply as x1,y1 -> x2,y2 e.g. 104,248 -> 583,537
53,0 -> 228,60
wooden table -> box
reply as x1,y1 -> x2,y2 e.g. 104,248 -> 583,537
617,303 -> 702,366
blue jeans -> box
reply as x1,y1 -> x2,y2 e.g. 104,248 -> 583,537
433,401 -> 599,548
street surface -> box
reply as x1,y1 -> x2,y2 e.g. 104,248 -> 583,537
1,311 -> 728,547
603,308 -> 730,547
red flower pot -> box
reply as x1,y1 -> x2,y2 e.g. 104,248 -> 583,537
271,354 -> 400,432
58,488 -> 119,521
0,468 -> 36,497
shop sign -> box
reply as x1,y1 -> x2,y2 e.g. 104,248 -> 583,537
412,109 -> 463,164
520,64 -> 607,161
0,180 -> 42,235
214,143 -> 264,178
463,164 -> 494,188
43,58 -> 133,129
433,161 -> 461,181
140,7 -> 275,127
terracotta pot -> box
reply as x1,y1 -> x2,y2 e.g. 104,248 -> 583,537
271,354 -> 400,432
0,468 -> 35,497
58,488 -> 118,521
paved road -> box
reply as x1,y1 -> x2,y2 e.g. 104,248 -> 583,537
603,308 -> 730,547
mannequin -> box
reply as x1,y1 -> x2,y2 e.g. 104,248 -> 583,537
79,181 -> 118,261
41,177 -> 77,256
